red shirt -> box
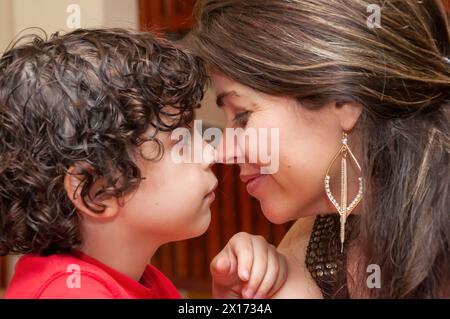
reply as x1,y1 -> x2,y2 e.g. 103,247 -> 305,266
5,250 -> 181,299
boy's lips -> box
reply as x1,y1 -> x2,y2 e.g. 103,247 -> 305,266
204,179 -> 218,201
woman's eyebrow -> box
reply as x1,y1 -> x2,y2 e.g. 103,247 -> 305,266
216,90 -> 238,107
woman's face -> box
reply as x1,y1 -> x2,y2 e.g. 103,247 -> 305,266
210,70 -> 363,224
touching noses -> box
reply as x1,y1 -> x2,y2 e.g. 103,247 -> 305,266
216,132 -> 244,164
202,139 -> 217,169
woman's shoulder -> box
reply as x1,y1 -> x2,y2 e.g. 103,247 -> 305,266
274,216 -> 323,299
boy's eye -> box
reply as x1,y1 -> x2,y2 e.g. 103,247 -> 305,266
232,111 -> 251,127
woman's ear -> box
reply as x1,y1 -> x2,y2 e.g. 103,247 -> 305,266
64,163 -> 119,221
334,101 -> 364,132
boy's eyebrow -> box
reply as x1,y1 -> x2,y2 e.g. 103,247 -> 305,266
216,90 -> 237,107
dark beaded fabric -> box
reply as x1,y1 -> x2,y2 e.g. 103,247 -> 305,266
305,214 -> 356,299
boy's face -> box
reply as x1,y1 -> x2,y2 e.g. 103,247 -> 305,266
118,126 -> 218,243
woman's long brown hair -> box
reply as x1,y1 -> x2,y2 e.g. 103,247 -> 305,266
189,0 -> 450,298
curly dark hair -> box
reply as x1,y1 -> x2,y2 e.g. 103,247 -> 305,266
0,28 -> 207,256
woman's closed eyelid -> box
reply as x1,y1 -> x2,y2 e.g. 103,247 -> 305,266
232,110 -> 251,126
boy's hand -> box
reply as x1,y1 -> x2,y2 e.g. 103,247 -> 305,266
211,232 -> 288,299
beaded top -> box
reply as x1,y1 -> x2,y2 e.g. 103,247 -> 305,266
305,214 -> 356,299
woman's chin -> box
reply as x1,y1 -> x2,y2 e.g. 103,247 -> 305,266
260,201 -> 296,225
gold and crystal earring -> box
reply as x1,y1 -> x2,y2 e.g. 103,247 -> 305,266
324,132 -> 364,253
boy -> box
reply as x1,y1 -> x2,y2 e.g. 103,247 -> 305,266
0,29 -> 285,299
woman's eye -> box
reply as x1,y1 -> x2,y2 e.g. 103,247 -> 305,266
232,111 -> 251,127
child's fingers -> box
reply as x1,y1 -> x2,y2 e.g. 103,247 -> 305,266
229,233 -> 253,282
252,244 -> 279,299
210,248 -> 237,287
241,235 -> 268,299
225,246 -> 238,277
211,248 -> 242,298
210,251 -> 231,277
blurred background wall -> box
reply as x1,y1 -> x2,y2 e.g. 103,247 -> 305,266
0,0 -> 137,52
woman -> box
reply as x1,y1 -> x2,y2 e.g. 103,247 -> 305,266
188,0 -> 450,298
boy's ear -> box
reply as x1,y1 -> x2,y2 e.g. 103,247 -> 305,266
64,163 -> 119,221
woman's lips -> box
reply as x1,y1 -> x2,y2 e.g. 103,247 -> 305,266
240,173 -> 266,195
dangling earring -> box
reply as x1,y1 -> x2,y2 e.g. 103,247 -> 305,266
324,132 -> 364,253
